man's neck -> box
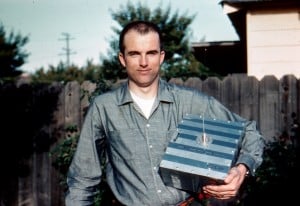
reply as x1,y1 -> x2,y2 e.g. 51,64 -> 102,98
128,80 -> 158,100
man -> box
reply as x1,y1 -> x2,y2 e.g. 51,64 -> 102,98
65,20 -> 265,206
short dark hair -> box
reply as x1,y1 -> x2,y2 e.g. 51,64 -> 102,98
119,20 -> 163,54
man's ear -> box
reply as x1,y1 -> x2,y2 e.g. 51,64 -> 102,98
118,52 -> 126,67
160,50 -> 165,65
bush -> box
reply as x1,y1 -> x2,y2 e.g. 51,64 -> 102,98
240,119 -> 300,206
50,125 -> 79,189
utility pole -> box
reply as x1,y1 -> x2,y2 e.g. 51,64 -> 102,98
59,32 -> 76,68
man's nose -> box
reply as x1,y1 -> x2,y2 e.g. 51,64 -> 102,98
139,55 -> 148,67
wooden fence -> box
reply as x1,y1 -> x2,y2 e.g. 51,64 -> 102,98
0,74 -> 299,206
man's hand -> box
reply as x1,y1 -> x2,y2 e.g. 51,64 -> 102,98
202,164 -> 248,199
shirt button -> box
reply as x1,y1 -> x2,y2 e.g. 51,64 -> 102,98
157,190 -> 162,193
146,124 -> 150,127
153,167 -> 157,170
149,145 -> 153,148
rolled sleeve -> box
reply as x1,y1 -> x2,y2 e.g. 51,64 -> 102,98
236,120 -> 265,175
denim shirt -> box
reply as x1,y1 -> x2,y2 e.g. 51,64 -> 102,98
65,79 -> 264,206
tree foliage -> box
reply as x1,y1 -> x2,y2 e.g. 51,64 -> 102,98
31,60 -> 102,84
0,25 -> 29,78
100,1 -> 214,81
31,1 -> 218,83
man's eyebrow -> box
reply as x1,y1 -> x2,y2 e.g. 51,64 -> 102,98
127,50 -> 159,55
147,50 -> 159,54
127,50 -> 140,55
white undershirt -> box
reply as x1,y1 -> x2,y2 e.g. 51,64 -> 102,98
130,90 -> 156,119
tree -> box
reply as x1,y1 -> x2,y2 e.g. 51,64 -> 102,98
32,60 -> 102,84
100,1 -> 213,81
0,25 -> 29,78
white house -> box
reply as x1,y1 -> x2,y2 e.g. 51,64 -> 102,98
220,0 -> 300,80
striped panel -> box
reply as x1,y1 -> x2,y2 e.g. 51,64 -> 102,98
159,114 -> 245,191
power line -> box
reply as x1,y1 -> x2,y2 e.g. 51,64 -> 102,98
59,32 -> 76,67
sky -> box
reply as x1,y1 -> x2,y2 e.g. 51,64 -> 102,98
0,0 -> 239,73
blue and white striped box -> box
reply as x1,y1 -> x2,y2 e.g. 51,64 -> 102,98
159,114 -> 245,192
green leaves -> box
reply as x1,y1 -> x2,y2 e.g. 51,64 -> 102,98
50,125 -> 79,187
0,25 -> 29,78
102,1 -> 214,81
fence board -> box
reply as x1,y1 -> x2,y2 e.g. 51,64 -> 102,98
184,77 -> 202,91
279,75 -> 299,138
18,158 -> 34,206
34,153 -> 51,206
169,77 -> 184,86
221,75 -> 242,115
259,75 -> 281,139
49,82 -> 66,206
80,81 -> 97,131
64,81 -> 81,128
50,82 -> 66,141
201,76 -> 221,101
239,76 -> 260,125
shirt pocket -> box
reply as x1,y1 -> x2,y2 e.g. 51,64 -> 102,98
107,129 -> 147,161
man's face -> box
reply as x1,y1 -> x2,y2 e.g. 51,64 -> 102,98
118,30 -> 165,88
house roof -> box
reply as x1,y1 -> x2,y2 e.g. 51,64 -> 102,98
220,0 -> 300,5
220,0 -> 300,12
219,0 -> 300,39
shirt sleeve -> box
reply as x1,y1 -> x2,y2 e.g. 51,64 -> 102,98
65,100 -> 104,206
235,119 -> 265,175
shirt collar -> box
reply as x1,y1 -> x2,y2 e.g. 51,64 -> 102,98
117,78 -> 174,106
157,78 -> 174,103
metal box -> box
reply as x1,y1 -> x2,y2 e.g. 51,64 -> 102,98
159,114 -> 245,192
